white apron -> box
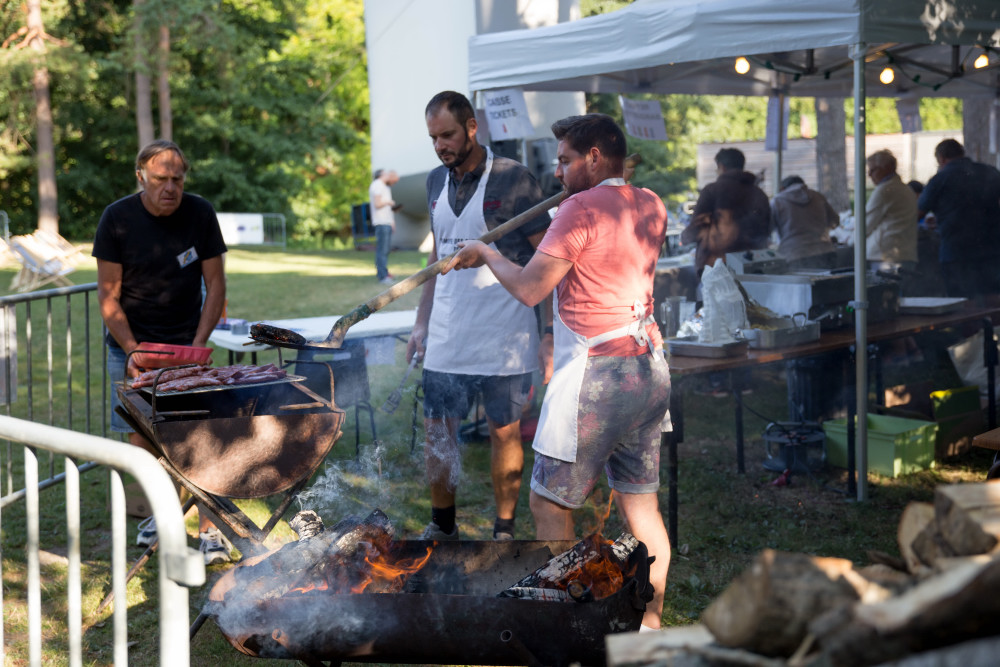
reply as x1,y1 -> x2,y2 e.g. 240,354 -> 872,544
533,292 -> 667,463
424,148 -> 539,376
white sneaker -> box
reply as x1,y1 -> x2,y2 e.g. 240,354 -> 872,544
380,277 -> 395,286
136,516 -> 157,547
199,527 -> 233,565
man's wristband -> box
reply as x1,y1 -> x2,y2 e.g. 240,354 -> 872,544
543,326 -> 554,335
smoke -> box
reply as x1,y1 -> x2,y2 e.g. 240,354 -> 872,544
296,442 -> 402,518
423,420 -> 464,493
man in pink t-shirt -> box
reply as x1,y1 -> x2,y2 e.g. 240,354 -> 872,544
443,113 -> 671,631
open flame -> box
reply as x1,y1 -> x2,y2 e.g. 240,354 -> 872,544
562,534 -> 627,600
288,541 -> 434,596
289,579 -> 329,595
353,545 -> 433,594
572,557 -> 624,599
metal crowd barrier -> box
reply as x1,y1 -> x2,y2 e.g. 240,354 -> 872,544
0,417 -> 204,666
0,283 -> 108,495
0,283 -> 206,664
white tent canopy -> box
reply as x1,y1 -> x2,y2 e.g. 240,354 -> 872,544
469,0 -> 1000,501
470,0 -> 1000,99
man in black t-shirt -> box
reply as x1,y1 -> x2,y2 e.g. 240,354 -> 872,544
92,139 -> 230,563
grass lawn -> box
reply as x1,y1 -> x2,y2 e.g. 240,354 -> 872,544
0,244 -> 995,665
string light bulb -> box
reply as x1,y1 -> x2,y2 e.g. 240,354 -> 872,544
975,52 -> 989,69
879,66 -> 894,84
734,57 -> 750,75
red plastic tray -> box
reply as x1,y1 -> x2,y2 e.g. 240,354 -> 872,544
132,342 -> 213,369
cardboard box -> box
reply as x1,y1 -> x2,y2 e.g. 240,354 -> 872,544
931,386 -> 984,460
824,413 -> 938,478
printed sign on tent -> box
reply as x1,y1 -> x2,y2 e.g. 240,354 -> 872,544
765,96 -> 790,152
618,96 -> 668,141
896,98 -> 923,134
482,88 -> 534,141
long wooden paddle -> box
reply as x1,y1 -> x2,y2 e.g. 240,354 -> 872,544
250,153 -> 641,350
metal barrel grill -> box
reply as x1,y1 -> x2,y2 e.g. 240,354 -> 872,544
114,360 -> 346,556
206,538 -> 653,667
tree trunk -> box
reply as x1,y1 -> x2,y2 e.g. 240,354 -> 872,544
26,0 -> 58,234
963,97 -> 998,169
814,97 -> 849,212
157,24 -> 172,141
134,0 -> 155,149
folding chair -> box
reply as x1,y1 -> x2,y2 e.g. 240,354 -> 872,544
0,237 -> 17,268
30,229 -> 87,267
8,234 -> 76,292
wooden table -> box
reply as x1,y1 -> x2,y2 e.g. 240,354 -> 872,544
663,302 -> 1000,545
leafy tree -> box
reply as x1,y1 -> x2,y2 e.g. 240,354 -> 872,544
1,0 -> 370,245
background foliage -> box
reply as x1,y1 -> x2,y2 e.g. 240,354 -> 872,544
2,0 -> 964,243
1,0 -> 369,244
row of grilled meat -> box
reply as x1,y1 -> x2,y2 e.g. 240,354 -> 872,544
130,363 -> 288,392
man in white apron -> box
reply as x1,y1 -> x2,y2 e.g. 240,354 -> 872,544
406,91 -> 552,542
442,114 -> 671,631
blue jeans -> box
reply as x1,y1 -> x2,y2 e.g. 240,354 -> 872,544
375,225 -> 392,280
106,344 -> 133,433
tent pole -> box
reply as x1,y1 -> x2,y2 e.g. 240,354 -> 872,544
852,42 -> 869,502
775,89 -> 784,194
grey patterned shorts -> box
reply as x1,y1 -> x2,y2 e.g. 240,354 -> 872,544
530,353 -> 671,509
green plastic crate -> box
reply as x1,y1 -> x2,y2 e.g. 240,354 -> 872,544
931,386 -> 983,459
823,413 -> 938,478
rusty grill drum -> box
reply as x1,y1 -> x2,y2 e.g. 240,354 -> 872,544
115,371 -> 345,499
207,539 -> 652,667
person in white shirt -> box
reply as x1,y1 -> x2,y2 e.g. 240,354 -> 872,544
369,168 -> 400,285
864,149 -> 917,273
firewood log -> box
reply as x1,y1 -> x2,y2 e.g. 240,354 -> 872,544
911,521 -> 958,570
933,482 -> 1000,557
876,635 -> 1000,667
855,563 -> 913,593
897,501 -> 936,573
810,553 -> 1000,666
700,549 -> 894,657
605,624 -> 788,667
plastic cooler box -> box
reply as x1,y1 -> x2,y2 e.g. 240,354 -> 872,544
823,413 -> 938,477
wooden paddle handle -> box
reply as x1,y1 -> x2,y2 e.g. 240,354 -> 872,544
324,190 -> 565,344
324,153 -> 642,346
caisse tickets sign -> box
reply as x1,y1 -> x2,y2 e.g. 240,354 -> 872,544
619,96 -> 668,141
482,88 -> 535,140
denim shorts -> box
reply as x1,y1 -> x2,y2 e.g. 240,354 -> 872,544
107,344 -> 133,433
422,369 -> 532,427
531,354 -> 671,509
